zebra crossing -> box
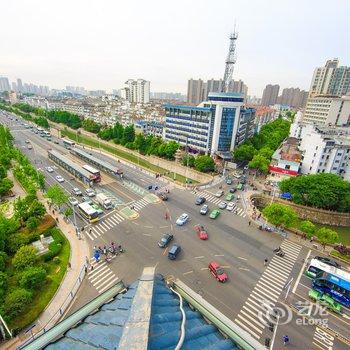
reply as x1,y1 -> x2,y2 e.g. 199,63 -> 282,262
96,190 -> 124,207
191,190 -> 246,217
132,198 -> 149,212
234,240 -> 302,340
86,212 -> 125,241
123,180 -> 146,196
88,257 -> 119,294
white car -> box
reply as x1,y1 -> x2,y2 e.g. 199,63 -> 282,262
72,187 -> 82,196
226,202 -> 235,211
176,213 -> 189,226
215,190 -> 224,198
55,175 -> 65,183
46,166 -> 54,173
85,188 -> 96,197
218,201 -> 227,209
68,197 -> 79,206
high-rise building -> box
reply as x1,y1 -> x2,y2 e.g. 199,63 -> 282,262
228,79 -> 248,99
124,79 -> 150,104
17,78 -> 23,92
0,77 -> 11,92
261,84 -> 280,106
277,87 -> 308,108
309,59 -> 350,97
164,92 -> 255,155
187,78 -> 206,105
11,82 -> 17,91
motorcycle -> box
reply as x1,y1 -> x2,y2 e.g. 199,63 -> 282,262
273,247 -> 285,257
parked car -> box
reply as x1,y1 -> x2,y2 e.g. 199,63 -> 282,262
168,244 -> 181,260
55,175 -> 65,183
195,197 -> 206,205
176,213 -> 189,226
194,224 -> 208,240
226,202 -> 235,211
158,233 -> 174,248
218,202 -> 227,209
25,140 -> 30,144
314,256 -> 341,268
215,190 -> 224,198
226,178 -> 232,185
208,261 -> 228,283
209,209 -> 220,219
68,197 -> 79,206
27,144 -> 33,150
72,187 -> 82,196
200,204 -> 209,215
85,188 -> 96,197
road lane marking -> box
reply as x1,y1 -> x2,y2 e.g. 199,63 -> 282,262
98,276 -> 119,293
154,261 -> 159,269
214,254 -> 224,257
237,256 -> 247,260
159,225 -> 169,228
143,233 -> 152,236
194,256 -> 204,259
144,225 -> 153,228
200,267 -> 209,270
292,249 -> 311,293
183,270 -> 193,275
221,265 -> 230,268
163,248 -> 168,256
234,319 -> 260,339
236,315 -> 263,334
238,267 -> 250,271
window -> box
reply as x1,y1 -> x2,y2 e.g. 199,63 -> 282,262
321,155 -> 324,159
313,153 -> 316,157
332,167 -> 337,170
285,165 -> 291,170
310,166 -> 312,170
319,162 -> 323,166
317,169 -> 320,173
335,160 -> 339,163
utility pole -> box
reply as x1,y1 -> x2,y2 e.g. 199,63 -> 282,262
222,28 -> 238,93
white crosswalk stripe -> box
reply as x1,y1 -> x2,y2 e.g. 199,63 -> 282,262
87,212 -> 126,241
234,240 -> 302,340
87,256 -> 119,293
132,198 -> 150,212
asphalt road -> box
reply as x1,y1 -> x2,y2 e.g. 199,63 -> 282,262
1,112 -> 349,350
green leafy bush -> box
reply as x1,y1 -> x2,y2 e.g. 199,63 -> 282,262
12,246 -> 37,270
19,266 -> 47,289
3,288 -> 33,319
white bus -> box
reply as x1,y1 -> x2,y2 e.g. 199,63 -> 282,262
78,202 -> 99,223
82,164 -> 101,183
63,139 -> 75,149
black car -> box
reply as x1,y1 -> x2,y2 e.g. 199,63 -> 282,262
158,233 -> 174,248
229,188 -> 237,193
314,256 -> 341,268
195,197 -> 206,205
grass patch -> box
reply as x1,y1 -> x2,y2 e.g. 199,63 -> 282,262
330,250 -> 350,263
8,228 -> 70,331
61,129 -> 197,185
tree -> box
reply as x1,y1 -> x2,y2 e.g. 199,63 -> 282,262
194,155 -> 215,173
164,141 -> 179,160
0,178 -> 13,196
182,154 -> 195,168
45,185 -> 69,209
64,207 -> 73,219
133,133 -> 147,154
26,217 -> 40,232
0,252 -> 7,272
19,266 -> 47,289
3,288 -> 33,319
12,246 -> 37,270
299,220 -> 316,239
14,195 -> 45,224
0,272 -> 8,299
82,119 -> 101,134
316,228 -> 339,248
258,147 -> 274,160
262,203 -> 298,228
279,173 -> 350,212
122,125 -> 135,145
233,144 -> 256,162
0,165 -> 6,179
113,122 -> 124,141
248,154 -> 270,173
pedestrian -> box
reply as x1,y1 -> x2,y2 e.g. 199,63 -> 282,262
248,221 -> 251,226
283,335 -> 289,346
84,265 -> 88,274
90,265 -> 94,271
258,213 -> 261,219
264,258 -> 268,266
68,262 -> 71,269
89,228 -> 92,234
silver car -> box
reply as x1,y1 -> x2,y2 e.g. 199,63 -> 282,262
218,202 -> 227,209
68,197 -> 79,206
55,175 -> 65,183
176,213 -> 189,226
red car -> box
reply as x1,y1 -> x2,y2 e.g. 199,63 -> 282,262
194,224 -> 208,240
208,261 -> 228,283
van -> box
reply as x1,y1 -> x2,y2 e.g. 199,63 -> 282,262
168,244 -> 181,260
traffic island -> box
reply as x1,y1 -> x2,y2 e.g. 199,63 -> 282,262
144,193 -> 161,204
120,206 -> 139,220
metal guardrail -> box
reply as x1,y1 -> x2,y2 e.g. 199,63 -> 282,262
167,278 -> 267,350
17,263 -> 88,349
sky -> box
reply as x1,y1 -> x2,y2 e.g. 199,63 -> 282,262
1,0 -> 350,96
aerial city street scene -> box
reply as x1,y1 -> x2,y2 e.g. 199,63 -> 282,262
0,0 -> 349,349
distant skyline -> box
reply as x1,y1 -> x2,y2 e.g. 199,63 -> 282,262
1,0 -> 349,96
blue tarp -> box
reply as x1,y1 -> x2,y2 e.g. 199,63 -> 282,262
280,192 -> 292,200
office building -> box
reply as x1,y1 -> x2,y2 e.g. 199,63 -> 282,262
17,78 -> 23,92
293,124 -> 350,180
123,79 -> 150,104
261,84 -> 280,106
0,77 -> 11,92
135,120 -> 164,138
302,94 -> 350,126
309,59 -> 350,97
164,92 -> 255,155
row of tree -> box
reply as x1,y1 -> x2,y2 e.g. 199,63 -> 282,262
0,126 -> 14,198
262,203 -> 339,247
233,117 -> 291,173
279,173 -> 350,212
182,154 -> 216,173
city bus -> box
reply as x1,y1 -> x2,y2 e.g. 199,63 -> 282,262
63,139 -> 75,149
78,202 -> 99,223
306,259 -> 350,308
82,164 -> 101,183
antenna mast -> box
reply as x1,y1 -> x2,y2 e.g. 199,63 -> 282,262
222,27 -> 238,93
